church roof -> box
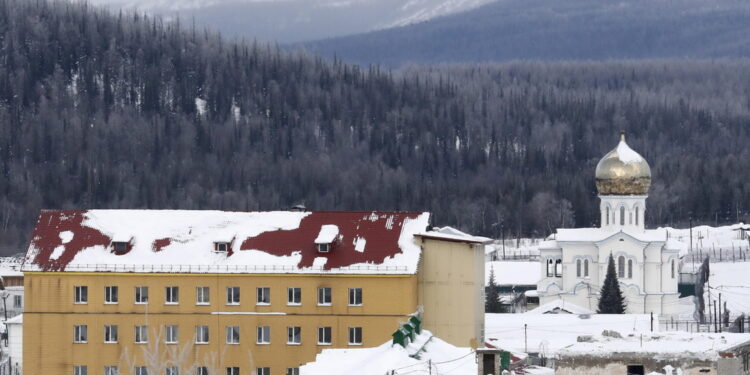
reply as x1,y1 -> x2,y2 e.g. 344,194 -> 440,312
595,134 -> 651,195
554,228 -> 667,243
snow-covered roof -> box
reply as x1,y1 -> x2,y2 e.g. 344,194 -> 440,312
300,330 -> 476,375
486,261 -> 540,286
554,228 -> 668,243
526,300 -> 594,315
4,314 -> 21,325
22,210 -> 430,274
615,139 -> 645,164
416,226 -> 492,244
314,225 -> 339,244
0,257 -> 23,277
557,331 -> 750,360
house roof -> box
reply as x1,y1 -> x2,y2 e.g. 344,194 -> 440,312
416,226 -> 493,244
22,210 -> 430,274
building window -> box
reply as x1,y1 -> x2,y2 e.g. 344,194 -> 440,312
257,326 -> 270,344
196,286 -> 210,305
255,368 -> 269,375
618,256 -> 625,278
74,365 -> 88,375
227,287 -> 240,305
75,286 -> 88,304
606,206 -> 610,225
196,367 -> 209,375
626,365 -> 645,375
620,206 -> 625,226
349,288 -> 363,306
226,368 -> 240,375
318,327 -> 332,345
134,367 -> 148,375
13,295 -> 21,308
74,325 -> 88,343
166,366 -> 179,375
165,286 -> 179,304
104,286 -> 118,304
576,259 -> 581,278
317,243 -> 331,253
104,325 -> 118,343
635,207 -> 640,225
318,287 -> 332,305
226,326 -> 240,344
627,259 -> 633,279
104,366 -> 119,375
214,242 -> 229,252
348,327 -> 362,345
196,325 -> 209,344
165,325 -> 178,344
546,259 -> 554,277
113,242 -> 128,253
135,286 -> 149,304
135,325 -> 149,344
584,259 -> 589,277
287,326 -> 301,344
288,287 -> 301,305
671,259 -> 676,279
554,259 -> 562,277
257,287 -> 270,305
286,369 -> 300,375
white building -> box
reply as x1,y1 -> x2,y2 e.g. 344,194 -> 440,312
537,134 -> 681,315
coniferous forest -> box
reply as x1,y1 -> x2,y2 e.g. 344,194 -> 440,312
0,0 -> 748,254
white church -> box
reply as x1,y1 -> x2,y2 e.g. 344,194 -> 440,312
537,134 -> 681,315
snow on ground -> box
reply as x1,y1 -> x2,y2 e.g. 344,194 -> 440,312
527,300 -> 593,315
699,261 -> 750,318
667,223 -> 749,259
485,313 -> 654,355
486,261 -> 540,286
300,330 -> 476,375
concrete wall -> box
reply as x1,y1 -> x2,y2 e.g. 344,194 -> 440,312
555,355 -> 723,375
6,319 -> 22,372
24,272 -> 418,374
417,237 -> 484,348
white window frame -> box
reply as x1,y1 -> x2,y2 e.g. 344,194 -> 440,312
348,327 -> 362,345
317,326 -> 332,345
135,325 -> 149,344
214,242 -> 229,252
74,286 -> 88,304
317,243 -> 331,253
257,326 -> 270,344
226,326 -> 240,344
104,325 -> 118,343
196,286 -> 210,305
226,287 -> 240,305
134,367 -> 148,375
256,368 -> 270,375
287,326 -> 301,345
13,295 -> 21,309
226,368 -> 240,375
348,288 -> 362,306
286,368 -> 300,375
135,286 -> 149,304
165,325 -> 178,344
74,325 -> 88,343
257,287 -> 270,305
166,366 -> 179,375
74,365 -> 88,375
113,241 -> 128,253
104,286 -> 118,304
288,287 -> 301,305
554,259 -> 562,278
318,287 -> 332,306
196,325 -> 209,344
195,367 -> 209,375
104,366 -> 119,375
165,286 -> 179,304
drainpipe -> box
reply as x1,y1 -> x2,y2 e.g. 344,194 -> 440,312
643,243 -> 647,314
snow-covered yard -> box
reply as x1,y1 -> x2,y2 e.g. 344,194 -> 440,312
485,261 -> 540,286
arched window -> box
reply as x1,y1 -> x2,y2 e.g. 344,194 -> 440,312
606,207 -> 610,225
576,259 -> 582,277
635,207 -> 640,226
584,259 -> 589,277
555,259 -> 562,278
627,259 -> 633,279
617,256 -> 625,278
547,259 -> 554,277
620,206 -> 625,226
671,259 -> 675,279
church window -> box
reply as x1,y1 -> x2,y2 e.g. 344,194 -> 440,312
629,212 -> 633,225
617,256 -> 625,278
671,259 -> 675,279
584,259 -> 589,277
546,259 -> 554,277
606,207 -> 610,225
554,259 -> 562,278
635,207 -> 640,226
620,207 -> 625,226
576,259 -> 581,277
627,259 -> 633,279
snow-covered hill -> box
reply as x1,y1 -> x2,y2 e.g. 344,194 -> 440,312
88,0 -> 494,42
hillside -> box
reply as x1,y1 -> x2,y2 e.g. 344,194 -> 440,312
300,0 -> 750,66
0,0 -> 749,255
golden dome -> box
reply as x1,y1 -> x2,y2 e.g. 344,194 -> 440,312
595,134 -> 651,195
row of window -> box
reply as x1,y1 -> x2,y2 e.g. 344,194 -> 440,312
549,257 -> 677,280
76,366 -> 297,375
74,286 -> 363,306
74,324 -> 363,346
604,206 -> 640,226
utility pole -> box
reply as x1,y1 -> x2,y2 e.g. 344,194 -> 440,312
714,302 -> 718,333
719,293 -> 722,332
650,312 -> 653,332
501,223 -> 505,260
524,324 -> 528,353
428,359 -> 432,375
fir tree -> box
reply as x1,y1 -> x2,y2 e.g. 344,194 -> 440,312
597,254 -> 627,314
486,265 -> 502,313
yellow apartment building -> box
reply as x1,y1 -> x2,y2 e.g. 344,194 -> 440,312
21,210 -> 488,375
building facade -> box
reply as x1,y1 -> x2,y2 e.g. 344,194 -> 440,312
537,135 -> 681,315
22,209 -> 485,374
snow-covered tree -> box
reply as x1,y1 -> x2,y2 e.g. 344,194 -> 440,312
597,254 -> 626,314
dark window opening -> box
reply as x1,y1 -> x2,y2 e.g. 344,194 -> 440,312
113,242 -> 128,253
627,365 -> 645,375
